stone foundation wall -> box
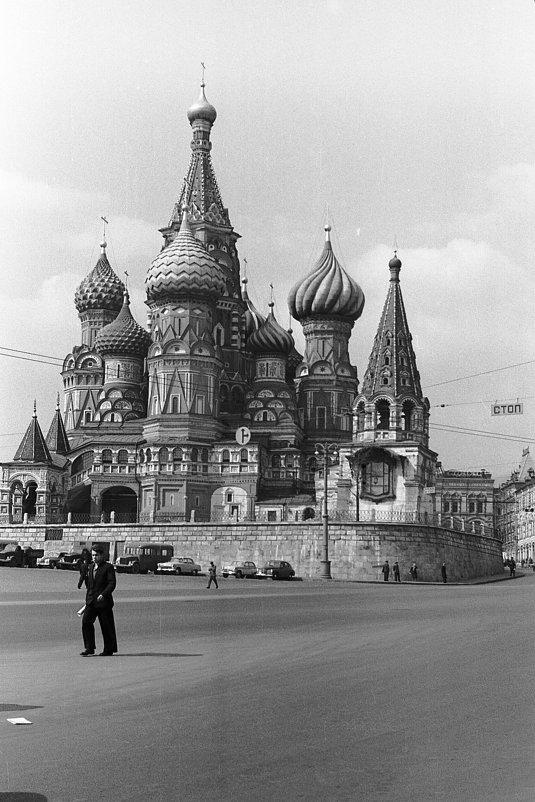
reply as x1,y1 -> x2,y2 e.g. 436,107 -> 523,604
0,521 -> 504,581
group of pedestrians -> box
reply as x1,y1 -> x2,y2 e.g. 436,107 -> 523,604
381,560 -> 448,583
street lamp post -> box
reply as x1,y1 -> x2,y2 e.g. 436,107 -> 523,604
315,442 -> 338,580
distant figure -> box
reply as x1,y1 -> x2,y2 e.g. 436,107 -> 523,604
409,563 -> 418,581
13,545 -> 24,567
24,546 -> 33,568
393,561 -> 401,582
509,558 -> 516,578
77,548 -> 92,590
381,560 -> 390,582
207,561 -> 218,589
441,562 -> 447,583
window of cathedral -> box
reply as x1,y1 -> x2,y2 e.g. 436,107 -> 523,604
101,449 -> 113,464
146,448 -> 152,462
402,400 -> 415,431
158,447 -> 169,464
272,455 -> 281,469
361,459 -> 392,500
196,396 -> 205,414
172,447 -> 183,462
117,449 -> 129,464
71,450 -> 95,476
139,449 -> 145,463
316,407 -> 326,429
84,410 -> 92,424
376,400 -> 390,430
171,396 -> 180,414
231,387 -> 243,408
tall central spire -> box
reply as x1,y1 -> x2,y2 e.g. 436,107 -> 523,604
164,80 -> 231,244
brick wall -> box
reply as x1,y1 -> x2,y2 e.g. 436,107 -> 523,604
0,521 -> 504,581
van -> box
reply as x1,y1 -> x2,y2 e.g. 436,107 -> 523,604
114,543 -> 173,574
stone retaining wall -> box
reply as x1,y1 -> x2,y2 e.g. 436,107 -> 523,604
0,521 -> 504,581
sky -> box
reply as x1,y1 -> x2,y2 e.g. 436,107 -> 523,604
0,0 -> 534,483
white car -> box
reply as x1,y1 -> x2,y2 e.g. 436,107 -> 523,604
37,551 -> 67,569
156,557 -> 201,576
222,560 -> 258,578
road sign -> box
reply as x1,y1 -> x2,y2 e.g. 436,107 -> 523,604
235,426 -> 251,445
424,486 -> 435,494
491,403 -> 523,416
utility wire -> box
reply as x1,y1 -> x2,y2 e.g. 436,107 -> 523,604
424,359 -> 535,389
0,352 -> 63,367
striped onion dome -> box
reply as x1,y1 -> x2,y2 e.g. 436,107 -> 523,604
94,290 -> 151,357
288,226 -> 365,322
242,277 -> 266,339
74,242 -> 125,313
248,305 -> 294,356
145,211 -> 226,302
187,83 -> 217,125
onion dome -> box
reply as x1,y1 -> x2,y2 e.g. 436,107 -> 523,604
145,210 -> 226,302
389,252 -> 402,280
248,304 -> 294,356
242,277 -> 266,339
74,241 -> 125,313
187,83 -> 217,125
288,226 -> 365,322
94,290 -> 151,357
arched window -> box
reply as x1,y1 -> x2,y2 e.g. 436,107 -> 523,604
272,454 -> 281,469
308,456 -> 317,473
101,449 -> 113,464
139,449 -> 145,463
145,448 -> 152,463
231,386 -> 243,408
117,449 -> 129,464
376,400 -> 390,430
356,401 -> 365,432
222,449 -> 230,464
159,447 -> 169,463
171,396 -> 180,413
201,448 -> 209,463
190,447 -> 198,462
402,400 -> 414,432
172,447 -> 183,462
240,448 -> 248,463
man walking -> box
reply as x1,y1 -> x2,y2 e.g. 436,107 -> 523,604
207,561 -> 218,589
393,561 -> 401,582
381,560 -> 390,581
80,546 -> 118,657
441,562 -> 447,583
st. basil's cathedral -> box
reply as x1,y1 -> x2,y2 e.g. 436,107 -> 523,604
0,82 -> 438,527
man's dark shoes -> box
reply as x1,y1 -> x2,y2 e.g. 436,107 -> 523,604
99,651 -> 114,656
80,649 -> 95,656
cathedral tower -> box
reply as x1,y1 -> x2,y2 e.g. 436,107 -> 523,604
346,253 -> 436,515
288,226 -> 364,442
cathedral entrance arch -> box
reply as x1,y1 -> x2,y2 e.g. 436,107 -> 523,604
101,486 -> 138,522
211,486 -> 248,520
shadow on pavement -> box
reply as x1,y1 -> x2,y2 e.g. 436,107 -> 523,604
0,704 -> 43,712
0,795 -> 48,801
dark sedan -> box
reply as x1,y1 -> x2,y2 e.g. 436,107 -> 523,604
257,560 -> 295,580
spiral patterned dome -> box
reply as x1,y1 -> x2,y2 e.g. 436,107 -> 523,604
145,212 -> 226,302
94,291 -> 151,357
74,242 -> 125,314
248,307 -> 294,356
242,278 -> 266,339
288,227 -> 365,322
187,84 -> 217,125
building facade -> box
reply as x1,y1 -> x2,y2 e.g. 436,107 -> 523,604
1,82 -> 493,534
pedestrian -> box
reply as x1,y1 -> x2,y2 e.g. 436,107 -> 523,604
393,561 -> 401,582
381,560 -> 390,581
509,558 -> 516,578
80,546 -> 118,657
441,562 -> 447,583
207,561 -> 218,589
409,562 -> 418,581
13,545 -> 24,567
77,548 -> 92,590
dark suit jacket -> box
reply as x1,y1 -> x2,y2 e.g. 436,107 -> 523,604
85,562 -> 116,608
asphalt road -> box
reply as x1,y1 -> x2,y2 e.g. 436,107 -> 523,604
0,568 -> 533,802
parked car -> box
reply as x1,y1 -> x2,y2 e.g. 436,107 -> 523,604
222,560 -> 258,578
115,543 -> 174,574
156,557 -> 201,576
257,560 -> 295,580
37,551 -> 67,569
57,552 -> 84,571
0,544 -> 24,567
